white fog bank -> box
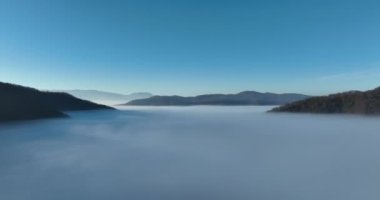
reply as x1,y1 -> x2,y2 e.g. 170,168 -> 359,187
0,106 -> 379,200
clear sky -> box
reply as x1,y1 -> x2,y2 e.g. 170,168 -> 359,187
0,0 -> 379,95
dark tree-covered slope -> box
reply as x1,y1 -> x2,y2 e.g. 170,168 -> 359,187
0,82 -> 113,122
271,87 -> 380,115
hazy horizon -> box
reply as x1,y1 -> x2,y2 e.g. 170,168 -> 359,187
2,80 -> 378,97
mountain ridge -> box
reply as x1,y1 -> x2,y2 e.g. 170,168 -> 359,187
0,82 -> 113,122
124,91 -> 310,106
270,87 -> 380,115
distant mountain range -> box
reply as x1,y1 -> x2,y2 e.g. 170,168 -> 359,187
124,91 -> 310,106
55,90 -> 152,105
271,87 -> 380,115
0,82 -> 113,122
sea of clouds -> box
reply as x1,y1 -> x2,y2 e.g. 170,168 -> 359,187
0,106 -> 379,200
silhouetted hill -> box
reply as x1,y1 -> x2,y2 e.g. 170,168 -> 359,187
270,87 -> 380,114
0,82 -> 113,122
124,91 -> 310,106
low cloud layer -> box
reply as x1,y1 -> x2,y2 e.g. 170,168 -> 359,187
0,106 -> 380,200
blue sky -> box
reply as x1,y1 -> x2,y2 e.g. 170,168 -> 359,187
0,0 -> 379,95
